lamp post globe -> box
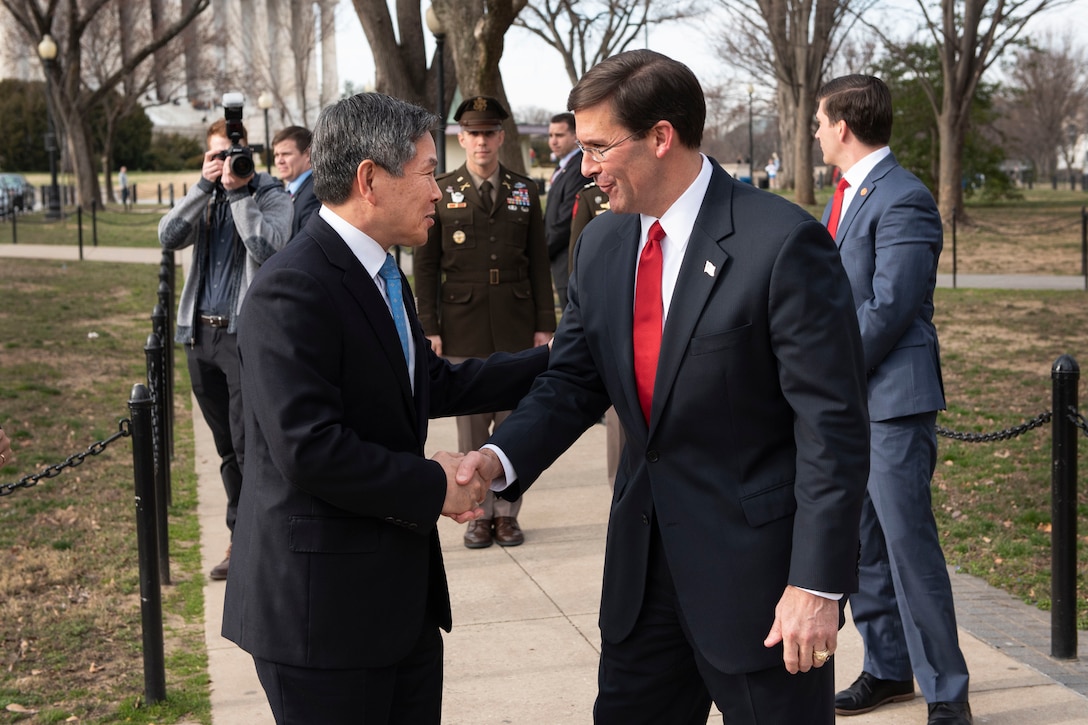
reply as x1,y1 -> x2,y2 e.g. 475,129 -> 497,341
38,34 -> 62,220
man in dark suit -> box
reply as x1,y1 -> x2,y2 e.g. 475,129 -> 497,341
455,50 -> 870,724
222,92 -> 549,725
415,96 -> 555,549
816,75 -> 972,725
273,125 -> 320,236
544,112 -> 591,309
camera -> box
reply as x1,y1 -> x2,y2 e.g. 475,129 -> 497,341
217,92 -> 257,178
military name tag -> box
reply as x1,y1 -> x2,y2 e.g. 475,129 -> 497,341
447,202 -> 467,209
452,230 -> 466,244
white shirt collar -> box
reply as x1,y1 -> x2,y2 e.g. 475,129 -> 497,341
558,148 -> 580,170
318,206 -> 388,279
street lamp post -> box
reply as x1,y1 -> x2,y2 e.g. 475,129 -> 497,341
37,34 -> 62,220
426,7 -> 447,174
747,84 -> 755,187
258,91 -> 273,175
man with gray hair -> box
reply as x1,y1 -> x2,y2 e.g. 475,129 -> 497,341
222,92 -> 549,724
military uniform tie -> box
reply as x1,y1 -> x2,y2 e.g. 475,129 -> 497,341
479,180 -> 493,214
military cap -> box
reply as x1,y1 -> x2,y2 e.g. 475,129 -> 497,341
454,96 -> 509,131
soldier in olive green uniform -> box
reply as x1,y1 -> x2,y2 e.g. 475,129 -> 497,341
415,96 -> 555,549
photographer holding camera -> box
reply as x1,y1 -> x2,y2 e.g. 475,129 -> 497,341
159,96 -> 293,581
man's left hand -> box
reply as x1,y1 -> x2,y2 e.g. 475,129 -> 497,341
763,585 -> 838,674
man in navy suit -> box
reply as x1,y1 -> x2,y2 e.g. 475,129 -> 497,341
544,112 -> 591,309
223,93 -> 549,724
273,125 -> 320,236
455,50 -> 870,724
815,75 -> 972,725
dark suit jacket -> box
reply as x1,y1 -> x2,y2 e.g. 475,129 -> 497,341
222,214 -> 549,669
491,162 -> 870,674
544,151 -> 592,260
289,173 -> 320,238
822,153 -> 945,422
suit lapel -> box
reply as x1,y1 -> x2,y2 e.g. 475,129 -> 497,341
836,153 -> 897,247
650,167 -> 732,430
313,224 -> 417,416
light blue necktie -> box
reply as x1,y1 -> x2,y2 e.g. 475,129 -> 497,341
378,254 -> 411,365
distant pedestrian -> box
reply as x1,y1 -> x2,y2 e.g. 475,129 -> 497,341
119,166 -> 130,210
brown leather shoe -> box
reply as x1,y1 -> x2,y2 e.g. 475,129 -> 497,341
209,544 -> 231,581
463,519 -> 493,549
493,517 -> 525,546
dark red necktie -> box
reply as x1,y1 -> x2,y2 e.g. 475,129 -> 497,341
826,177 -> 850,238
633,221 -> 665,423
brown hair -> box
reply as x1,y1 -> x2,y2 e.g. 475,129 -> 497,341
567,50 -> 704,149
272,125 -> 312,152
816,75 -> 893,147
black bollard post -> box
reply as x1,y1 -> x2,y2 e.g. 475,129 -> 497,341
92,199 -> 98,247
157,183 -> 162,205
951,214 -> 957,289
144,332 -> 171,585
169,184 -> 174,209
1081,207 -> 1086,291
11,204 -> 16,245
156,280 -> 175,459
77,206 -> 84,261
1050,354 -> 1079,660
132,184 -> 138,205
151,301 -> 174,498
128,383 -> 167,703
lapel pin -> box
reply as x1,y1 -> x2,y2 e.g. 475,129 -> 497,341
704,261 -> 716,277
860,187 -> 869,196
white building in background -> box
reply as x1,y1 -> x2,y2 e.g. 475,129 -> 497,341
1,0 -> 336,143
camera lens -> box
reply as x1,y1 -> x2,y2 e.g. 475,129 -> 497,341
230,153 -> 254,178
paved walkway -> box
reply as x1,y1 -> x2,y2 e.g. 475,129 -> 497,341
5,242 -> 1088,723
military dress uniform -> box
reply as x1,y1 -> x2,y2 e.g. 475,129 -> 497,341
414,98 -> 555,549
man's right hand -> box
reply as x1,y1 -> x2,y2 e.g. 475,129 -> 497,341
431,451 -> 487,523
201,148 -> 226,185
427,335 -> 443,357
455,449 -> 504,490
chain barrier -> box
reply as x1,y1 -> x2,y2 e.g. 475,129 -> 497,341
935,410 -> 1052,442
0,418 -> 131,497
1070,406 -> 1088,439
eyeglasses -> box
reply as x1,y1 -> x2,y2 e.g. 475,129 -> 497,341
576,130 -> 642,162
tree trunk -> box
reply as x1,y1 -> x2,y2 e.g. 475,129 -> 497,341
936,105 -> 965,225
64,110 -> 101,209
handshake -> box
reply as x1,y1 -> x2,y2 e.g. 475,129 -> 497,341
431,449 -> 505,524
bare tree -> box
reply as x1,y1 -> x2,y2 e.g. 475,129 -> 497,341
875,0 -> 1072,223
429,0 -> 529,173
996,35 -> 1083,185
1,0 -> 210,207
513,0 -> 698,86
712,0 -> 875,205
996,34 -> 1088,186
350,0 -> 437,109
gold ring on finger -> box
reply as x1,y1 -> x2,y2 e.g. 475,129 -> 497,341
813,649 -> 832,664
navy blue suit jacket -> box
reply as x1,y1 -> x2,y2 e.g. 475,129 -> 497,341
822,153 -> 945,421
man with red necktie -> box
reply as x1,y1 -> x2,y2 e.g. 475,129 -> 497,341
454,50 -> 870,724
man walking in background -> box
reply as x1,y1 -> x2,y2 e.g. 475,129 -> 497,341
414,95 -> 554,550
544,112 -> 591,310
815,74 -> 971,725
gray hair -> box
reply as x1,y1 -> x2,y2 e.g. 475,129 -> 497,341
311,93 -> 439,205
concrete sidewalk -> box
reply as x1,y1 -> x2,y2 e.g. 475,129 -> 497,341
195,406 -> 1088,724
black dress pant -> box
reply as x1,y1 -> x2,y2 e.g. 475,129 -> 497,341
594,522 -> 835,725
253,624 -> 443,725
185,323 -> 244,534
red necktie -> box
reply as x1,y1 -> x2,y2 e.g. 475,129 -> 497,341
826,177 -> 850,238
633,221 -> 665,423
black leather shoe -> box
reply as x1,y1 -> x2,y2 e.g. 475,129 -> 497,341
928,701 -> 973,724
463,519 -> 493,549
835,671 -> 914,715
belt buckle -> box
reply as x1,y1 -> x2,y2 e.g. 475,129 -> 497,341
489,269 -> 500,285
202,315 -> 229,328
